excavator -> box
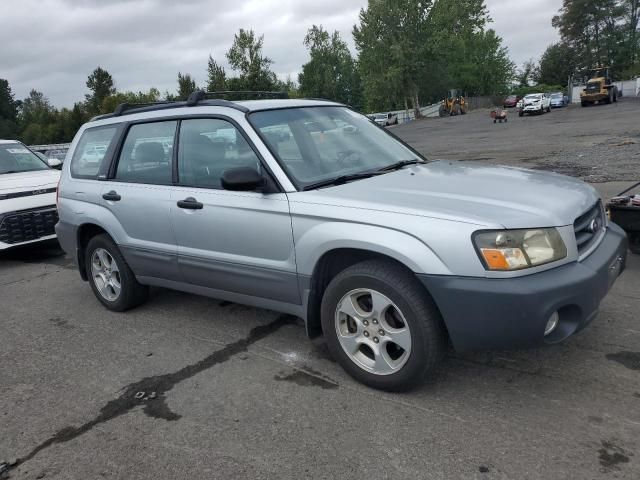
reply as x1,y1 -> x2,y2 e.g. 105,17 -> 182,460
439,89 -> 468,116
580,67 -> 618,107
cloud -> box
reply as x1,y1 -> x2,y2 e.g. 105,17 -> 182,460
1,0 -> 561,107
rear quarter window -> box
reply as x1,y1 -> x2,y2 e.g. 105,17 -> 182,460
70,126 -> 118,179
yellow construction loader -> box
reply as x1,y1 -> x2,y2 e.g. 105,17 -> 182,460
439,89 -> 468,116
580,67 -> 619,107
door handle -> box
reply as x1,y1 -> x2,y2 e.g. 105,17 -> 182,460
177,197 -> 203,210
102,191 -> 121,202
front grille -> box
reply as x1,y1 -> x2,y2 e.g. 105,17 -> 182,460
0,206 -> 58,245
574,201 -> 605,256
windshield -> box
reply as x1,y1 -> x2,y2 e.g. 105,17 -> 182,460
0,143 -> 49,174
524,94 -> 541,100
250,107 -> 421,189
551,94 -> 563,99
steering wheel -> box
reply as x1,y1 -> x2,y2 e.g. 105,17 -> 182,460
336,150 -> 365,169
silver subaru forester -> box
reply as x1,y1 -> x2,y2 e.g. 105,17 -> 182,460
56,92 -> 627,391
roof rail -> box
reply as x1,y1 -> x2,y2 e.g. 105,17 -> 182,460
191,90 -> 289,101
91,93 -> 254,121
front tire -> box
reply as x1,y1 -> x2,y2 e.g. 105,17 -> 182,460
85,234 -> 149,311
321,260 -> 446,391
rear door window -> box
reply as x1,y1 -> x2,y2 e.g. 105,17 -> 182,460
71,126 -> 118,179
115,121 -> 176,185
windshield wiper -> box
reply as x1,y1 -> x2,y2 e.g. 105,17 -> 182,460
376,159 -> 425,172
302,172 -> 384,191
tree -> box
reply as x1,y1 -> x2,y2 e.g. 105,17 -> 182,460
552,0 -> 624,72
226,29 -> 278,91
299,25 -> 363,108
177,73 -> 197,100
622,0 -> 640,70
537,42 -> 576,85
101,88 -> 161,113
354,0 -> 433,114
0,79 -> 18,138
354,0 -> 512,113
206,55 -> 227,91
517,60 -> 537,87
18,90 -> 56,144
85,67 -> 116,114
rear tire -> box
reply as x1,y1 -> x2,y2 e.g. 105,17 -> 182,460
320,259 -> 446,392
85,234 -> 149,312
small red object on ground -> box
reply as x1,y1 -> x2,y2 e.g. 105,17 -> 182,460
490,108 -> 508,123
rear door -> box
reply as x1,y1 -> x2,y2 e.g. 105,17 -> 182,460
101,120 -> 180,281
170,117 -> 299,304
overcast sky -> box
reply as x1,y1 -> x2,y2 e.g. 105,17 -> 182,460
1,0 -> 561,108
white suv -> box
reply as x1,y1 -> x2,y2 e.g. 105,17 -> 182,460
0,140 -> 60,249
518,93 -> 551,116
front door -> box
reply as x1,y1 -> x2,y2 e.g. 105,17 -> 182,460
171,117 -> 299,304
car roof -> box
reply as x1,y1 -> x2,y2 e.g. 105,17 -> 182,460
236,99 -> 342,111
0,139 -> 22,144
88,98 -> 344,127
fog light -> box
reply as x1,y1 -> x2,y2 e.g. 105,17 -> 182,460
544,311 -> 559,336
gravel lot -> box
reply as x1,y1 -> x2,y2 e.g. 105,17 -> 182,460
395,98 -> 640,183
1,101 -> 640,480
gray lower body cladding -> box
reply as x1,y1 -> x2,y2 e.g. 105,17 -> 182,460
419,224 -> 628,352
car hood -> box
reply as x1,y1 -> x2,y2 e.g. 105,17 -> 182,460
294,161 -> 599,228
0,169 -> 60,193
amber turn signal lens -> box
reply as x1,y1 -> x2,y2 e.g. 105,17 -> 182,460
480,249 -> 510,270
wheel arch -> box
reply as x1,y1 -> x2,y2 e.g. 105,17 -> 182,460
303,247 -> 447,341
76,223 -> 111,281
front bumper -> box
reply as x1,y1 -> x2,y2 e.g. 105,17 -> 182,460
0,206 -> 59,250
522,105 -> 543,112
419,224 -> 628,352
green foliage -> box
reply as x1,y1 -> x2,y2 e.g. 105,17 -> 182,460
85,67 -> 116,114
511,84 -> 566,96
206,56 -> 227,91
552,0 -> 639,77
226,29 -> 278,91
177,73 -> 197,101
537,43 -> 576,85
354,0 -> 514,113
0,79 -> 19,138
101,88 -> 162,113
299,25 -> 363,109
354,0 -> 432,114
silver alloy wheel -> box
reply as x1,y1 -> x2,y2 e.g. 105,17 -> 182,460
335,288 -> 412,375
91,248 -> 122,302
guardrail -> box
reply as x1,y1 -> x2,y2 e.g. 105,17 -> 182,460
29,143 -> 71,153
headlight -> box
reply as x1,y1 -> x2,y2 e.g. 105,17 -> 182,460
473,228 -> 567,271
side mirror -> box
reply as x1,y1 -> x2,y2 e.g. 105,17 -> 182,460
48,158 -> 63,169
221,166 -> 264,191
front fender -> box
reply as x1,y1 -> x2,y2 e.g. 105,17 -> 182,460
294,221 -> 451,276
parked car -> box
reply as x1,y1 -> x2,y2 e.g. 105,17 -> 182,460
518,93 -> 551,116
0,140 -> 61,250
372,113 -> 398,127
56,94 -> 627,391
44,148 -> 68,163
34,152 -> 63,169
503,95 -> 521,108
385,112 -> 399,126
550,92 -> 566,108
